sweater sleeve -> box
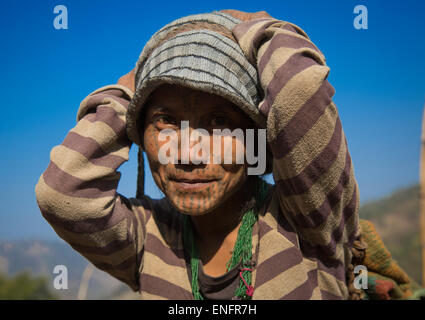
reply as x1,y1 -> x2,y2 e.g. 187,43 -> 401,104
35,84 -> 149,291
233,18 -> 360,267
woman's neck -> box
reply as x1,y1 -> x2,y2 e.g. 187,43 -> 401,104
188,176 -> 258,276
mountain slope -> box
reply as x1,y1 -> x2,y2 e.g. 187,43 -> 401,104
359,184 -> 422,284
0,239 -> 128,299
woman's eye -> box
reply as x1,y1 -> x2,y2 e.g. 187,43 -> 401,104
155,115 -> 175,125
209,116 -> 228,127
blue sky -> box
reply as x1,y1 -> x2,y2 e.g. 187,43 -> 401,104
0,0 -> 424,239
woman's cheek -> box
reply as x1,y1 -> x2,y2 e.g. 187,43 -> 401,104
143,129 -> 160,160
143,128 -> 167,190
209,135 -> 244,166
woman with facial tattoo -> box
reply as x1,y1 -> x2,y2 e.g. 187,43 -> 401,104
35,10 -> 423,300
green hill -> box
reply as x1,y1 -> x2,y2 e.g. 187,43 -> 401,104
359,184 -> 422,284
0,240 -> 128,299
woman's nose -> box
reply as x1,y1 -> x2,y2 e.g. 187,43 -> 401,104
176,124 -> 210,165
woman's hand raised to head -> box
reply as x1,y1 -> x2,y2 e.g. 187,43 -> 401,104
36,68 -> 143,292
232,15 -> 360,267
117,68 -> 136,93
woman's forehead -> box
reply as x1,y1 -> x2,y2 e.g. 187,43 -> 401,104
146,84 -> 242,115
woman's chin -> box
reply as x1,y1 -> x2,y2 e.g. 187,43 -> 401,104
169,198 -> 218,216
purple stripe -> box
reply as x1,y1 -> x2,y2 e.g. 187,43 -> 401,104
133,196 -> 153,242
39,194 -> 131,234
94,251 -> 137,271
280,269 -> 317,300
62,132 -> 129,169
43,161 -> 118,199
255,246 -> 303,287
96,91 -> 131,107
318,186 -> 358,257
130,197 -> 145,271
144,233 -> 186,267
259,53 -> 317,116
232,18 -> 275,40
83,91 -> 130,112
257,218 -> 274,241
68,236 -> 133,255
345,218 -> 360,250
139,274 -> 193,300
298,238 -> 346,283
276,212 -> 299,248
290,150 -> 354,229
276,118 -> 342,197
151,199 -> 183,234
258,31 -> 322,75
271,80 -> 335,159
320,289 -> 343,300
233,19 -> 277,64
249,20 -> 285,62
136,245 -> 144,276
83,104 -> 126,138
296,185 -> 358,259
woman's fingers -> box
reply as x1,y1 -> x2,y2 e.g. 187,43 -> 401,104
117,69 -> 135,92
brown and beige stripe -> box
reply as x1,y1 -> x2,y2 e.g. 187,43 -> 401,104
35,12 -> 359,300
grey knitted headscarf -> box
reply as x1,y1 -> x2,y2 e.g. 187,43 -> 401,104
127,11 -> 266,197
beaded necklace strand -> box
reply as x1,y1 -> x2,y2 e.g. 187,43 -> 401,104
183,179 -> 268,300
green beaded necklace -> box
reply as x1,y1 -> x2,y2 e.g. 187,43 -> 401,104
183,179 -> 268,300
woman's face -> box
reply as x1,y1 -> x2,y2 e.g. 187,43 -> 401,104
143,84 -> 255,215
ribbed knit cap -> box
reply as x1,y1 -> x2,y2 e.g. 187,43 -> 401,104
126,10 -> 265,146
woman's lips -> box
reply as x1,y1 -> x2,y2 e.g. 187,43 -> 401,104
170,178 -> 217,191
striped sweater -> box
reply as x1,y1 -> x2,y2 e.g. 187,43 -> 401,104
35,17 -> 359,300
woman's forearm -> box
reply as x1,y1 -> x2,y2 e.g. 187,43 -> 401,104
35,84 -> 146,290
233,18 -> 360,266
